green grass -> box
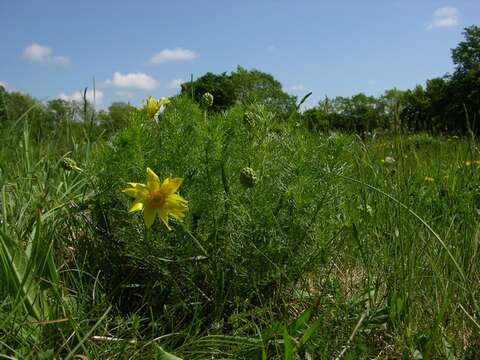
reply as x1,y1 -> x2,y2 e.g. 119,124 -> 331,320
1,96 -> 479,359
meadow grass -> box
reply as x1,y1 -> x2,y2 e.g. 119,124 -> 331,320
0,97 -> 479,359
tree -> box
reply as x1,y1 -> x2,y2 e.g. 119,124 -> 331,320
181,67 -> 297,119
451,26 -> 480,75
305,93 -> 389,133
449,26 -> 480,133
99,102 -> 136,131
302,108 -> 330,132
46,99 -> 72,123
181,72 -> 235,112
0,89 -> 47,127
230,66 -> 296,119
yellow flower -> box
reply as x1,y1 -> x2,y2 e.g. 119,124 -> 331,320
144,96 -> 160,118
123,167 -> 188,229
143,96 -> 171,119
465,160 -> 480,166
424,176 -> 435,183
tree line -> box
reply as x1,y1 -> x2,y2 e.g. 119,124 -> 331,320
302,26 -> 480,135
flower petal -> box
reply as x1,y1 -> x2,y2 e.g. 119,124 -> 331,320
122,188 -> 142,198
157,209 -> 172,230
123,182 -> 149,199
164,195 -> 188,221
169,209 -> 187,221
128,201 -> 143,213
146,167 -> 160,191
143,207 -> 156,228
161,177 -> 184,194
165,194 -> 188,209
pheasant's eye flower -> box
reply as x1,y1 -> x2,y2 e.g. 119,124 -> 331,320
464,160 -> 480,166
123,167 -> 188,229
144,96 -> 160,118
143,96 -> 171,119
158,97 -> 171,108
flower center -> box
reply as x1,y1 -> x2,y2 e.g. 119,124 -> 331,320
148,189 -> 166,209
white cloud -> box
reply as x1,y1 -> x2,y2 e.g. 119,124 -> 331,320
149,48 -> 197,65
165,78 -> 185,90
290,84 -> 306,92
427,7 -> 458,29
104,72 -> 158,90
22,43 -> 71,65
52,55 -> 70,65
59,89 -> 104,104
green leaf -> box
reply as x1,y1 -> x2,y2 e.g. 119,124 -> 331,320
289,308 -> 312,334
155,345 -> 183,360
283,328 -> 294,360
298,318 -> 322,348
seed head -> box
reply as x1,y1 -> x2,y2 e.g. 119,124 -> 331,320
384,156 -> 396,164
60,157 -> 82,172
201,92 -> 214,108
239,167 -> 258,188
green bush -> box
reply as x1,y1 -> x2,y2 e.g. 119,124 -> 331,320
87,96 -> 341,329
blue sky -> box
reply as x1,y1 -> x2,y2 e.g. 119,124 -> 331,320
0,0 -> 478,109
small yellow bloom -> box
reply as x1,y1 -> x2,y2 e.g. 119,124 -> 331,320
424,176 -> 435,183
144,96 -> 160,118
123,167 -> 188,229
465,160 -> 480,166
143,96 -> 171,119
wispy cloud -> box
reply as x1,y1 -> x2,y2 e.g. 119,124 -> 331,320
427,7 -> 459,29
165,78 -> 185,90
59,89 -> 104,104
290,84 -> 306,92
104,72 -> 158,90
22,43 -> 70,65
149,48 -> 197,65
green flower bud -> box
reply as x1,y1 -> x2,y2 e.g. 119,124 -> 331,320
239,167 -> 258,188
60,157 -> 82,172
201,92 -> 214,108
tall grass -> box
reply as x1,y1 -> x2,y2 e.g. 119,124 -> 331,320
1,96 -> 479,358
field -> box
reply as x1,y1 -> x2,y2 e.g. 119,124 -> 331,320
1,97 -> 480,359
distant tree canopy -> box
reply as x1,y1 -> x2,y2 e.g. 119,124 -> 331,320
97,102 -> 136,131
181,66 -> 297,118
452,25 -> 480,75
181,72 -> 236,112
0,86 -> 136,139
399,25 -> 480,134
302,93 -> 393,133
303,25 -> 480,135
